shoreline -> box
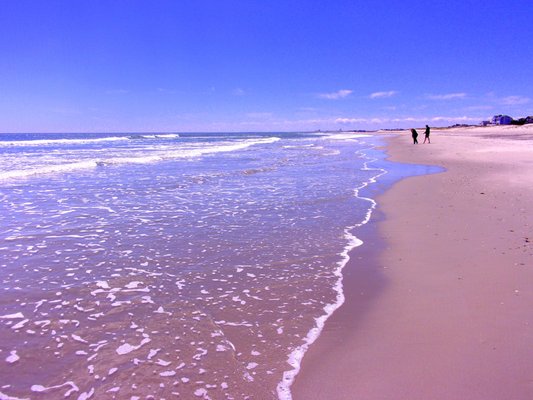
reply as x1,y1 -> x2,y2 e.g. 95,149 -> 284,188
277,143 -> 391,399
292,125 -> 533,399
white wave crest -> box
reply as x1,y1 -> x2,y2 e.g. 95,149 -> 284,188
138,134 -> 180,139
0,161 -> 99,180
0,136 -> 130,147
102,137 -> 281,165
0,136 -> 280,181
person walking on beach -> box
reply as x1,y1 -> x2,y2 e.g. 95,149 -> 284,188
411,128 -> 418,144
423,125 -> 431,143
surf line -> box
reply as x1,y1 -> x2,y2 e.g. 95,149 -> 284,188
276,147 -> 387,400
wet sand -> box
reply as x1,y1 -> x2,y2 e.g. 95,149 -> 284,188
293,125 -> 533,399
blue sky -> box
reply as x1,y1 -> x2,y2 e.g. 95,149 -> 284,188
1,0 -> 532,132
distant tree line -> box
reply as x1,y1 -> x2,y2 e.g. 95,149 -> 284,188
510,116 -> 533,125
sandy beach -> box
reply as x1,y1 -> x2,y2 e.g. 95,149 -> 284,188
293,124 -> 533,399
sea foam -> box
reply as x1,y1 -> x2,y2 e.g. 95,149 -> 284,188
277,146 -> 387,400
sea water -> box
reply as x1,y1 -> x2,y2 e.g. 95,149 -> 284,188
0,131 -> 388,399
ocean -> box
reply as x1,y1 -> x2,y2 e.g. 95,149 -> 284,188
1,131 -> 393,399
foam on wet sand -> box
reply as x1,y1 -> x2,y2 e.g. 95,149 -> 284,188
0,132 -> 390,399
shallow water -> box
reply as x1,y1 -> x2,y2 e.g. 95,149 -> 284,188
0,131 -> 389,399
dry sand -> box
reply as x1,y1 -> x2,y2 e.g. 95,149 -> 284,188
292,124 -> 533,399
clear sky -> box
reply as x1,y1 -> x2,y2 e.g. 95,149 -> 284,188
1,0 -> 532,133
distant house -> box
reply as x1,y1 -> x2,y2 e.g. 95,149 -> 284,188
491,115 -> 513,125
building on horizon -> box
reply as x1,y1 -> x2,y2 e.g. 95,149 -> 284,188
490,115 -> 513,125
